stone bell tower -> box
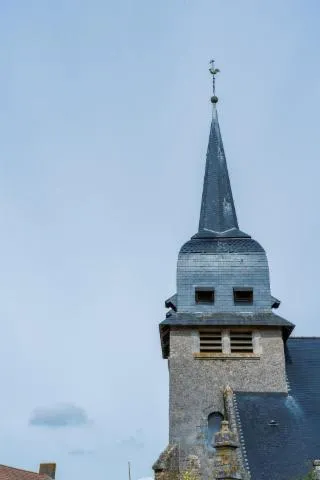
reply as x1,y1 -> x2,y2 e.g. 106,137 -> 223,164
153,62 -> 294,479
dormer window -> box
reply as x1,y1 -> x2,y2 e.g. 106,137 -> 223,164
195,287 -> 215,304
233,288 -> 253,305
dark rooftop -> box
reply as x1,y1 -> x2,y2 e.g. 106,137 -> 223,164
195,102 -> 249,239
161,311 -> 294,329
180,237 -> 264,255
235,337 -> 320,480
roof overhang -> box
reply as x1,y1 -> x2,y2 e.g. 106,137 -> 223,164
159,312 -> 295,358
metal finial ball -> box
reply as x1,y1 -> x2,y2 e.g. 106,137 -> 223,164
211,95 -> 219,104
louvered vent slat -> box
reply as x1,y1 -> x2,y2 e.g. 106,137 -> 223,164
230,331 -> 253,353
199,330 -> 222,353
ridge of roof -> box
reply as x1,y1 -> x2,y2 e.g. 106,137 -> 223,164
289,336 -> 320,339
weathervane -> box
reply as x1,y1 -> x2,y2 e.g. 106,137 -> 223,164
209,59 -> 220,104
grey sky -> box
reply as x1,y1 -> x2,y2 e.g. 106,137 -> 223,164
0,1 -> 319,479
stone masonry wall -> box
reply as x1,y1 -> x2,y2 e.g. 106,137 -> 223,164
168,327 -> 287,448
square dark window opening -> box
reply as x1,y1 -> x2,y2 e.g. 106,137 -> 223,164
233,288 -> 253,305
195,288 -> 215,304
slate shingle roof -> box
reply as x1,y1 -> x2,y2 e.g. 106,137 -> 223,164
0,465 -> 50,480
195,103 -> 251,239
235,337 -> 320,480
180,237 -> 264,254
161,311 -> 293,328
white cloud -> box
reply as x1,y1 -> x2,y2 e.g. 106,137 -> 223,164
29,403 -> 92,428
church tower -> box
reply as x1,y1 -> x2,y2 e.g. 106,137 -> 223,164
153,63 -> 295,479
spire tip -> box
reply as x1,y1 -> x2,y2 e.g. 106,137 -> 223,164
209,59 -> 220,103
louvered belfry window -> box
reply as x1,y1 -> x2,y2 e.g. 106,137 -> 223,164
199,330 -> 222,353
230,331 -> 253,353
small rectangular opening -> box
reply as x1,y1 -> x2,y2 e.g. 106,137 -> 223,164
230,331 -> 253,353
233,288 -> 253,305
199,330 -> 222,353
195,288 -> 214,304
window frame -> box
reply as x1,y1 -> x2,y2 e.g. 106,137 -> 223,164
207,412 -> 224,450
194,328 -> 260,359
195,287 -> 215,305
233,287 -> 254,305
229,330 -> 254,353
199,329 -> 222,353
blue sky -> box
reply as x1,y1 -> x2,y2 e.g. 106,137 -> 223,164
0,1 -> 319,479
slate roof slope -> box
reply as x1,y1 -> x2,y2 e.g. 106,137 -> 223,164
179,237 -> 264,254
235,337 -> 320,480
195,101 -> 249,239
197,105 -> 238,235
0,465 -> 50,480
161,312 -> 293,329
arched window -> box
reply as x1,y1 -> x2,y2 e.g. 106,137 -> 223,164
207,412 -> 224,449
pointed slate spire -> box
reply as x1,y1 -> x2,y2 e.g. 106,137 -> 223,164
195,62 -> 249,239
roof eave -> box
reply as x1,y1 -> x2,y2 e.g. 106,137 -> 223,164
159,314 -> 295,358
